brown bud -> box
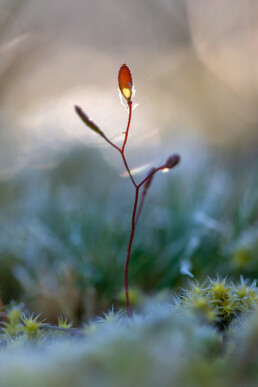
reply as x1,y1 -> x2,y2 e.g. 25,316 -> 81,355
165,154 -> 181,169
75,105 -> 105,138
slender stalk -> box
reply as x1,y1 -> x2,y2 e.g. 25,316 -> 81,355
138,166 -> 165,188
75,94 -> 180,317
121,152 -> 137,187
135,189 -> 146,226
121,101 -> 132,153
135,167 -> 165,226
94,100 -> 137,315
102,135 -> 121,153
121,110 -> 167,314
124,186 -> 139,316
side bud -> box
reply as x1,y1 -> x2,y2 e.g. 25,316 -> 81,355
75,105 -> 105,138
165,154 -> 181,169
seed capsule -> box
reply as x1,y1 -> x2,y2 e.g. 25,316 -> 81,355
75,105 -> 105,138
118,63 -> 133,101
165,154 -> 181,169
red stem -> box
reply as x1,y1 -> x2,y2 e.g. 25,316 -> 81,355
100,101 -> 137,315
122,101 -> 132,154
135,189 -> 146,226
102,135 -> 165,316
76,101 -> 170,317
121,152 -> 137,187
135,167 -> 166,225
102,135 -> 121,153
124,186 -> 139,316
138,166 -> 165,188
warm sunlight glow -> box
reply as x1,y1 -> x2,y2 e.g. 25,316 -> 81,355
122,87 -> 132,101
162,168 -> 170,173
121,163 -> 152,177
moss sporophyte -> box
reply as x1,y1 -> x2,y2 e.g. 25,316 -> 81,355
75,64 -> 180,316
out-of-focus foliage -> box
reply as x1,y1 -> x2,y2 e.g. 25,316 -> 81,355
0,1 -> 257,385
0,0 -> 258,182
0,147 -> 257,321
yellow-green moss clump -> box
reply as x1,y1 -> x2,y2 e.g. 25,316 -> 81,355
180,277 -> 258,330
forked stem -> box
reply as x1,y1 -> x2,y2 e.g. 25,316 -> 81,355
104,104 -> 168,316
124,165 -> 166,316
75,89 -> 180,317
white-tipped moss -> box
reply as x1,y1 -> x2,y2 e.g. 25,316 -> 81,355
180,277 -> 258,329
20,314 -> 45,340
58,316 -> 73,329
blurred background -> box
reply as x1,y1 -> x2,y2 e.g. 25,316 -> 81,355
0,0 -> 257,323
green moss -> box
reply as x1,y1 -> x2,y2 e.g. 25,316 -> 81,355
20,315 -> 45,340
180,277 -> 258,330
231,247 -> 253,270
58,316 -> 73,329
0,277 -> 258,386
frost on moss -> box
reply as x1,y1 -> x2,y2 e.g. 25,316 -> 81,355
58,316 -> 73,329
179,276 -> 258,330
2,307 -> 23,337
0,278 -> 258,386
0,302 -> 222,387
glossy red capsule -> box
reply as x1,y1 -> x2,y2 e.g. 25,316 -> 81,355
118,63 -> 133,101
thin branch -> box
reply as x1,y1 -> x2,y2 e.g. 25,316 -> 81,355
121,152 -> 137,187
102,134 -> 122,153
134,189 -> 146,226
138,166 -> 165,188
121,101 -> 132,153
